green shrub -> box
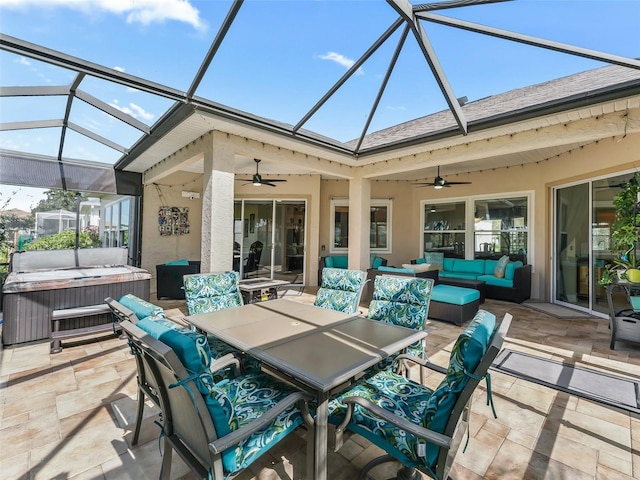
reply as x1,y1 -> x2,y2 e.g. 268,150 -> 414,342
24,230 -> 100,250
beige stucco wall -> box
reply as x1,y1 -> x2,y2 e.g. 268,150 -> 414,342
140,127 -> 639,300
140,172 -> 203,284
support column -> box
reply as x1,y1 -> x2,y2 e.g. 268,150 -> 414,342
348,176 -> 371,271
201,134 -> 235,273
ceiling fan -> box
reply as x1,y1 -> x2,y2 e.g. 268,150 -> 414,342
414,166 -> 472,189
236,158 -> 287,187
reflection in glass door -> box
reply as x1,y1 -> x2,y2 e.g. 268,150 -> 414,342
233,199 -> 306,287
555,183 -> 589,310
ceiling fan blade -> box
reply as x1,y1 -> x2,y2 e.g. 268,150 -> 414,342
262,182 -> 277,187
260,178 -> 287,183
445,181 -> 472,185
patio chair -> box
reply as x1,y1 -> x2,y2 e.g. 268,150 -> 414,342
366,275 -> 434,382
329,310 -> 512,480
242,240 -> 263,278
120,319 -> 313,480
313,267 -> 367,314
183,271 -> 261,373
183,271 -> 244,315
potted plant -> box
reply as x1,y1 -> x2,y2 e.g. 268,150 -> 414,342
600,172 -> 640,286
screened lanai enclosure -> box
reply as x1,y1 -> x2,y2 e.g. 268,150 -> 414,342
1,0 -> 640,315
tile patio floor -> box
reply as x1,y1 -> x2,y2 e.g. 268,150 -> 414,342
1,291 -> 639,479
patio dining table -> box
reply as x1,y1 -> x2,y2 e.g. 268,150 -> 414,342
184,298 -> 426,480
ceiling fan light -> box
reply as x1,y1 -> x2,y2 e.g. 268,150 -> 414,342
434,184 -> 443,190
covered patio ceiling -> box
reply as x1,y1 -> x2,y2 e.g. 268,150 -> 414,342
1,0 -> 639,191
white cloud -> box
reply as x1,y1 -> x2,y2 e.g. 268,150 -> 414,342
0,0 -> 206,31
318,51 -> 364,75
113,66 -> 125,73
109,100 -> 155,122
16,57 -> 31,66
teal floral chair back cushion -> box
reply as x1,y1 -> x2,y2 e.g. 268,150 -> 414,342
118,293 -> 164,320
421,309 -> 495,463
184,271 -> 244,315
367,275 -> 433,358
314,267 -> 367,314
136,317 -> 218,393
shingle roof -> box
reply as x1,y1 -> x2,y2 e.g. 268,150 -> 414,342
352,64 -> 640,151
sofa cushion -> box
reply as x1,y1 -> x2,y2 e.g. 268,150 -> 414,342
439,271 -> 481,280
372,256 -> 385,269
431,285 -> 480,305
415,257 -> 426,264
477,274 -> 514,288
484,260 -> 499,275
443,257 -> 455,271
334,256 -> 348,268
452,259 -> 485,275
165,258 -> 190,266
505,260 -> 523,280
378,266 -> 415,275
494,255 -> 510,278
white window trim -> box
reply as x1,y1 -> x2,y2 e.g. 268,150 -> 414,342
419,191 -> 533,264
330,198 -> 393,254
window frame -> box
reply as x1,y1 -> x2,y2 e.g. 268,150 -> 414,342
420,191 -> 532,262
330,198 -> 393,254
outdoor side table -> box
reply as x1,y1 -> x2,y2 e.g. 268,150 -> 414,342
239,277 -> 291,303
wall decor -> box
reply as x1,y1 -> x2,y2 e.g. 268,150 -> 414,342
158,206 -> 190,236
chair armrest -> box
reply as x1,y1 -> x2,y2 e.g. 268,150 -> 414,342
336,395 -> 452,449
209,353 -> 242,377
394,353 -> 447,374
208,391 -> 311,454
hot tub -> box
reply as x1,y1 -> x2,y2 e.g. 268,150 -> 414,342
2,265 -> 151,345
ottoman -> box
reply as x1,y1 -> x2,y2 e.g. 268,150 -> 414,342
429,284 -> 480,326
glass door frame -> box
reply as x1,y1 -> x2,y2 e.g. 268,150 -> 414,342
551,170 -> 636,318
234,198 -> 307,286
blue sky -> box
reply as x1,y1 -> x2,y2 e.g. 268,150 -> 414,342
1,0 -> 639,210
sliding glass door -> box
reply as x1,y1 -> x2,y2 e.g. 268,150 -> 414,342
233,199 -> 306,285
553,172 -> 634,315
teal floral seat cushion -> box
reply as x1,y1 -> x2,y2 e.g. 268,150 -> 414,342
184,271 -> 244,315
209,372 -> 306,474
328,310 -> 496,472
314,267 -> 366,314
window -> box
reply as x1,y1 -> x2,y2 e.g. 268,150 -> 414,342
421,194 -> 530,260
330,199 -> 392,253
422,202 -> 466,258
474,196 -> 528,259
101,198 -> 131,248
